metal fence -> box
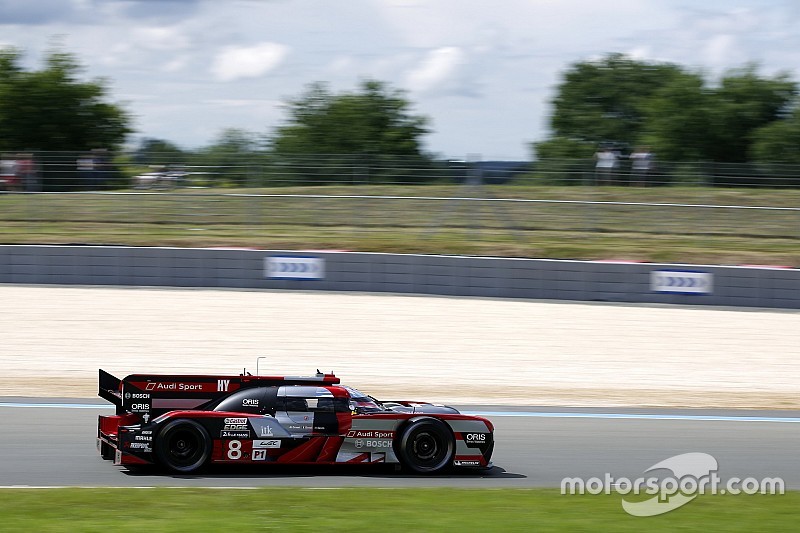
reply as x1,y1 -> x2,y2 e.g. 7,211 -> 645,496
532,158 -> 800,188
3,151 -> 800,189
2,152 -> 800,245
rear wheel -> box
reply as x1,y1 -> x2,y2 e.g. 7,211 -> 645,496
397,418 -> 454,474
154,419 -> 211,473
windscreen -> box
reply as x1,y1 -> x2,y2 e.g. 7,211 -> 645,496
343,386 -> 384,413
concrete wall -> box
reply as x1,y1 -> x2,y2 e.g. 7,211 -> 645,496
1,245 -> 798,309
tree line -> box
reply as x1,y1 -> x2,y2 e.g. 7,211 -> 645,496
2,47 -> 799,190
535,53 -> 800,165
127,80 -> 436,188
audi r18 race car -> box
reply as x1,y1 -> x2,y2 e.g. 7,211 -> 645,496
97,369 -> 494,474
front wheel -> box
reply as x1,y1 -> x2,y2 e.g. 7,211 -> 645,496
154,419 -> 211,474
396,418 -> 455,474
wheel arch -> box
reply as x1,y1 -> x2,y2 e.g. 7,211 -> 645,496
393,415 -> 456,440
393,415 -> 456,474
153,417 -> 213,473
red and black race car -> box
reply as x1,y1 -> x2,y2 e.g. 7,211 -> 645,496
97,369 -> 494,474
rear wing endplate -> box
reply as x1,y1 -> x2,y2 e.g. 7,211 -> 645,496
99,369 -> 124,414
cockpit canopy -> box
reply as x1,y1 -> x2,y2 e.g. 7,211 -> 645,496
210,385 -> 375,414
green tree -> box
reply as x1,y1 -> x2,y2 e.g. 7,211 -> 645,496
192,128 -> 262,187
706,66 -> 797,163
531,136 -> 596,185
132,138 -> 188,166
0,47 -> 131,190
539,55 -> 798,168
271,80 -> 428,157
0,47 -> 130,152
641,72 -> 712,161
751,108 -> 800,164
545,53 -> 684,149
268,80 -> 431,184
533,136 -> 596,160
749,107 -> 800,187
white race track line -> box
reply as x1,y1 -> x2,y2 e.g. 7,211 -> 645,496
463,411 -> 800,423
2,402 -> 800,423
0,402 -> 112,409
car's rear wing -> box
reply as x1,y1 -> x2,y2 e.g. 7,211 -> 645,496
98,369 -> 124,414
98,368 -> 340,419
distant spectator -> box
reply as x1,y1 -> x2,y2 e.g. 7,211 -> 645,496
1,154 -> 19,191
15,154 -> 38,191
630,146 -> 654,186
77,153 -> 95,189
92,149 -> 111,188
594,147 -> 618,185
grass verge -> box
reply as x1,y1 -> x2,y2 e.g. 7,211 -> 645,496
0,488 -> 796,532
2,185 -> 800,265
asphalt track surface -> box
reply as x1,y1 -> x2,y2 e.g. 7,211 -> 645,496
2,398 -> 798,489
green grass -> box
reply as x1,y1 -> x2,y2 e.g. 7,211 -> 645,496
2,184 -> 800,265
0,488 -> 796,532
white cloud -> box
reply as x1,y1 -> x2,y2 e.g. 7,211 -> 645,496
132,26 -> 191,51
627,46 -> 652,61
325,55 -> 355,75
406,46 -> 468,95
210,42 -> 289,82
161,55 -> 189,73
204,98 -> 282,108
2,0 -> 800,158
703,34 -> 737,69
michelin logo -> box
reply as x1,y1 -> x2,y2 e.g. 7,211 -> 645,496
223,418 -> 249,431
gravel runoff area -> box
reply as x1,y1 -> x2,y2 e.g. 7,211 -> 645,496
1,285 -> 799,409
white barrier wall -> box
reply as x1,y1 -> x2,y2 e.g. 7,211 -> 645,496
1,245 -> 798,309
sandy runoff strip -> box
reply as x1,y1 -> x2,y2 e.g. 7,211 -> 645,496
1,285 -> 798,409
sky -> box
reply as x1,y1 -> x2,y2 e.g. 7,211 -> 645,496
1,0 -> 798,160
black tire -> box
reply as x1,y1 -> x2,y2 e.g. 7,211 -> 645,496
396,418 -> 455,474
154,419 -> 212,474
